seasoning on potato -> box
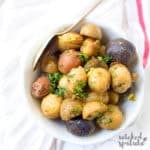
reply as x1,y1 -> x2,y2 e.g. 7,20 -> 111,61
109,63 -> 132,93
60,99 -> 83,121
31,23 -> 138,136
83,101 -> 108,120
80,38 -> 101,56
80,23 -> 102,39
84,56 -> 108,72
41,94 -> 62,119
66,118 -> 96,136
88,68 -> 111,93
31,76 -> 50,99
58,49 -> 81,74
58,32 -> 84,51
97,105 -> 123,130
86,92 -> 109,104
106,38 -> 137,67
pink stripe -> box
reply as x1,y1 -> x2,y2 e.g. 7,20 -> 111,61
136,0 -> 150,68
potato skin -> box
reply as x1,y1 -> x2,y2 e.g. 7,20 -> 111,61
66,118 -> 96,136
41,94 -> 62,119
60,99 -> 83,121
58,75 -> 72,98
80,23 -> 102,39
97,105 -> 123,130
106,38 -> 137,67
68,66 -> 87,92
109,63 -> 132,93
40,54 -> 58,73
80,38 -> 101,56
84,57 -> 108,72
31,76 -> 50,99
88,68 -> 111,93
58,32 -> 83,51
82,101 -> 108,120
58,49 -> 81,74
86,92 -> 109,104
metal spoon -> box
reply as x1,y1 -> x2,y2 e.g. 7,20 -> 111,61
33,0 -> 103,70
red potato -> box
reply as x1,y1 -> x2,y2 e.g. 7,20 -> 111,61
58,49 -> 81,74
31,76 -> 50,99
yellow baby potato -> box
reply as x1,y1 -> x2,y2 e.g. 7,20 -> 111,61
83,101 -> 108,120
88,68 -> 111,93
41,94 -> 62,119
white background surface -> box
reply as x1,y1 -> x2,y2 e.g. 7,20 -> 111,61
0,0 -> 150,150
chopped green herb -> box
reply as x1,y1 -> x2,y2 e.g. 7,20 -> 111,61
102,56 -> 112,63
78,53 -> 89,63
97,112 -> 103,118
97,56 -> 103,61
73,80 -> 88,100
48,72 -> 62,93
102,118 -> 112,124
67,74 -> 75,78
128,93 -> 136,101
108,108 -> 114,113
97,116 -> 112,124
97,56 -> 112,64
55,87 -> 66,97
72,107 -> 81,115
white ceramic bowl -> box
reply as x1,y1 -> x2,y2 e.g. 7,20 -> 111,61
21,23 -> 144,145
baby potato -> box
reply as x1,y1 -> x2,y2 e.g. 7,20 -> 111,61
31,76 -> 50,99
58,32 -> 84,51
60,99 -> 83,121
80,23 -> 102,39
80,38 -> 101,56
83,101 -> 108,120
58,75 -> 72,98
86,92 -> 109,104
108,91 -> 119,104
58,49 -> 81,74
88,68 -> 111,93
40,54 -> 58,73
109,63 -> 132,93
41,94 -> 62,119
84,57 -> 108,72
97,105 -> 123,130
68,66 -> 87,92
106,38 -> 137,67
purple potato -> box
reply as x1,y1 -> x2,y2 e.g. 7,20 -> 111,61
65,118 -> 96,136
106,38 -> 137,67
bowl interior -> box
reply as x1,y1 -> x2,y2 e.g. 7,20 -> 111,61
21,23 -> 144,145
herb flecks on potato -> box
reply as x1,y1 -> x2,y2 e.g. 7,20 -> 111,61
31,23 -> 138,136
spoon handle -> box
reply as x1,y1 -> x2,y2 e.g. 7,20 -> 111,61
59,0 -> 103,35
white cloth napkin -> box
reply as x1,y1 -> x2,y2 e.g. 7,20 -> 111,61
0,0 -> 150,150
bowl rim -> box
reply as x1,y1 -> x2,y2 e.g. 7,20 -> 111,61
20,24 -> 144,145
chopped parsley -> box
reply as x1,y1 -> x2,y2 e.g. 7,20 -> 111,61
101,118 -> 112,124
97,56 -> 112,64
97,116 -> 112,124
128,93 -> 136,101
72,108 -> 81,115
73,80 -> 88,100
67,74 -> 75,78
78,53 -> 89,63
97,112 -> 103,118
108,108 -> 114,113
55,87 -> 66,97
48,72 -> 62,93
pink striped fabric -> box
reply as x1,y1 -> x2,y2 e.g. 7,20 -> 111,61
136,0 -> 150,68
